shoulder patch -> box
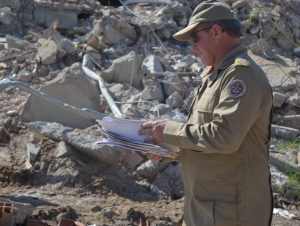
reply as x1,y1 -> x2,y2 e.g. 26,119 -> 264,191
227,80 -> 247,98
235,56 -> 250,67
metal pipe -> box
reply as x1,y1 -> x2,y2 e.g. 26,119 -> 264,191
0,78 -> 107,120
82,54 -> 123,118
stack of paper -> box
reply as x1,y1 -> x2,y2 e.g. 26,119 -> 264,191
94,117 -> 179,158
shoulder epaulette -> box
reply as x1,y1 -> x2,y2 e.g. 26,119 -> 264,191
235,56 -> 250,67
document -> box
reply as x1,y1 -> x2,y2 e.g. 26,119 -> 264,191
94,116 -> 179,158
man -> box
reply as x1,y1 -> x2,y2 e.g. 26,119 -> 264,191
138,0 -> 273,225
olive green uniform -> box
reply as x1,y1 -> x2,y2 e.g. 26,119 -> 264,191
163,45 -> 273,226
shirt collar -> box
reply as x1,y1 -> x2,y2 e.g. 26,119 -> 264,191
201,45 -> 248,87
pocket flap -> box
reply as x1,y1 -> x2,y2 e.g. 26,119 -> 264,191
194,181 -> 236,202
196,94 -> 215,113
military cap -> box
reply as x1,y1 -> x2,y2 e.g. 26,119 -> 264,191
173,0 -> 236,41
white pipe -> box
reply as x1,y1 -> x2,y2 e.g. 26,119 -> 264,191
82,54 -> 123,118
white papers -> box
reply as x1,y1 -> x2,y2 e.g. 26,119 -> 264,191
273,208 -> 297,220
94,117 -> 179,158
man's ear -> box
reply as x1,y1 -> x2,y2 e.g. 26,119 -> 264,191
212,25 -> 223,40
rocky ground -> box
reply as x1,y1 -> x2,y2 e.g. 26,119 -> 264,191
1,0 -> 300,225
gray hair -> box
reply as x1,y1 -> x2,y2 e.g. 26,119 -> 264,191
202,19 -> 243,38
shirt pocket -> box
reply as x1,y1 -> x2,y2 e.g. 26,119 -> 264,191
194,180 -> 237,226
193,93 -> 216,123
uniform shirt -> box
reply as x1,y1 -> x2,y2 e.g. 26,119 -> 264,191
163,45 -> 273,226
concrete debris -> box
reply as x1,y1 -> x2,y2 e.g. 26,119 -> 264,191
166,91 -> 183,109
0,7 -> 16,25
101,51 -> 143,88
141,55 -> 164,78
273,92 -> 285,107
5,35 -> 30,49
271,125 -> 300,140
141,79 -> 164,102
27,121 -> 124,166
19,63 -> 101,129
1,0 -> 300,225
37,39 -> 59,65
0,198 -> 33,224
27,143 -> 41,163
137,160 -> 169,179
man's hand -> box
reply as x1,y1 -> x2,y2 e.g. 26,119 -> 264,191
146,153 -> 164,162
138,119 -> 170,144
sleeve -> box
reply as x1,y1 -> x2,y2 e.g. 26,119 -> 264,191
163,67 -> 269,154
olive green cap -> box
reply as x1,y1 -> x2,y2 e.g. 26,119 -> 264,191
173,0 -> 236,41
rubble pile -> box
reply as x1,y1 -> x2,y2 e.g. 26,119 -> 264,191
0,0 -> 300,225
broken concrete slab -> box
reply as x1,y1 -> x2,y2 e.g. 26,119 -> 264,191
54,141 -> 73,158
61,39 -> 76,55
141,79 -> 164,103
34,10 -> 78,30
166,91 -> 183,109
271,124 -> 300,140
0,198 -> 33,224
157,163 -> 184,199
27,143 -> 41,163
19,63 -> 101,129
137,160 -> 169,179
141,55 -> 164,79
269,151 -> 300,175
27,121 -> 125,166
273,92 -> 285,107
5,35 -> 30,49
161,72 -> 184,97
250,39 -> 271,54
249,51 -> 297,91
37,39 -> 59,65
102,16 -> 136,44
101,51 -> 143,88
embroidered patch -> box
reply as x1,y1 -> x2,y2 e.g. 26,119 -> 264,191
235,56 -> 250,67
227,80 -> 247,98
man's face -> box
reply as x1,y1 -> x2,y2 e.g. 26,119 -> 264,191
190,24 -> 216,66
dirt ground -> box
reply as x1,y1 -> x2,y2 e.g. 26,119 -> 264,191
0,133 -> 299,226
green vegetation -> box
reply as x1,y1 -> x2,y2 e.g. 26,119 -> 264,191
275,137 -> 300,152
273,165 -> 300,198
285,165 -> 300,197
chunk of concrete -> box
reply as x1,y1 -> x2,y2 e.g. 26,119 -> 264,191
0,198 -> 33,224
250,39 -> 271,54
37,39 -> 59,65
288,95 -> 300,106
5,35 -> 30,49
141,79 -> 164,102
27,143 -> 41,163
137,160 -> 169,179
101,51 -> 143,88
161,72 -> 184,97
141,55 -> 164,79
27,121 -> 124,166
0,7 -> 15,24
19,63 -> 101,129
271,125 -> 300,140
61,38 -> 75,55
273,92 -> 285,107
166,91 -> 183,109
249,52 -> 297,91
152,163 -> 184,199
54,141 -> 73,158
34,10 -> 78,30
